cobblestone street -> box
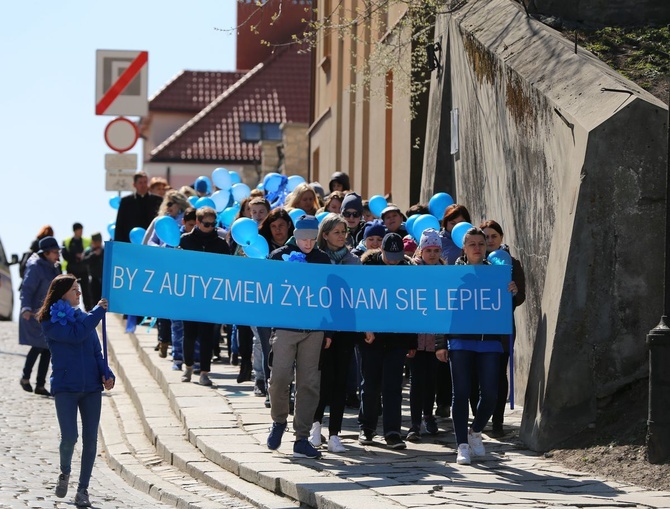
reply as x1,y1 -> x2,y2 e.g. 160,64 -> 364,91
0,320 -> 172,509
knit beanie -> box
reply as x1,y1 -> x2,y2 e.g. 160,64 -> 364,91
419,228 -> 441,250
340,192 -> 363,214
363,220 -> 386,239
294,215 -> 319,240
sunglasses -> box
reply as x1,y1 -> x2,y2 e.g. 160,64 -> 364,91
200,221 -> 217,228
342,210 -> 361,218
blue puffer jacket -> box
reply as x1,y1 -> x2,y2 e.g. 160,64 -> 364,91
42,304 -> 114,394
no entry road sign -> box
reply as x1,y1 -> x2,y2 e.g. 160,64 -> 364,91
96,50 -> 148,116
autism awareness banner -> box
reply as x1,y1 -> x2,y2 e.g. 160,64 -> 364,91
102,241 -> 513,334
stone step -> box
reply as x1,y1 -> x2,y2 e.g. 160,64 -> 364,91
100,316 -> 301,509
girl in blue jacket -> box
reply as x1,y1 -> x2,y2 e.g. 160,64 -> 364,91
37,274 -> 115,508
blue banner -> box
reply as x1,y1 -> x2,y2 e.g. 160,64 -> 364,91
102,241 -> 512,334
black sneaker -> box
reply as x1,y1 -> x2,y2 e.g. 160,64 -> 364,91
424,416 -> 438,435
385,434 -> 407,449
74,489 -> 91,507
406,427 -> 421,442
489,425 -> 505,438
55,473 -> 69,498
358,429 -> 375,445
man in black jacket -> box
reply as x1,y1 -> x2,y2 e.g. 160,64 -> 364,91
113,171 -> 162,243
179,207 -> 230,387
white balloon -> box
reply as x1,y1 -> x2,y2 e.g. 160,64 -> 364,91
231,183 -> 251,202
211,190 -> 231,212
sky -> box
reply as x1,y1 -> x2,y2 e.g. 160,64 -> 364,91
0,1 -> 237,319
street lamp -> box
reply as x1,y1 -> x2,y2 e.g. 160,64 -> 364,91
647,81 -> 670,464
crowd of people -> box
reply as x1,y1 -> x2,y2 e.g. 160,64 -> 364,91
17,169 -> 525,505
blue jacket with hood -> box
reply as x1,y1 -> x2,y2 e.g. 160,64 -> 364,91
42,304 -> 114,394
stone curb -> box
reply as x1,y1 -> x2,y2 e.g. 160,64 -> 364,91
99,317 -> 299,509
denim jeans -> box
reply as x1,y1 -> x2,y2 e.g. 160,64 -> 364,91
251,326 -> 271,382
171,320 -> 184,362
449,349 -> 499,444
358,345 -> 407,437
54,391 -> 102,492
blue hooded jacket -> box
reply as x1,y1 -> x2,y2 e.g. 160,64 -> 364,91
42,303 -> 114,394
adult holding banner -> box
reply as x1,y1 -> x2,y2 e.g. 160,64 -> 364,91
266,215 -> 332,459
310,214 -> 361,453
179,207 -> 231,386
37,274 -> 114,507
435,227 -> 515,466
478,220 -> 526,437
435,203 -> 472,419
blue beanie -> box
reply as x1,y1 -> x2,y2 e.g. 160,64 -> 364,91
363,220 -> 386,239
294,215 -> 319,240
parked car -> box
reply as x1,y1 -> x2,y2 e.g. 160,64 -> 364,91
0,236 -> 18,320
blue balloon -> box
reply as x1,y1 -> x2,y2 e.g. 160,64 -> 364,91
368,195 -> 388,218
194,175 -> 212,195
256,183 -> 265,191
129,227 -> 146,245
107,221 -> 116,237
188,196 -> 199,206
229,170 -> 242,185
428,192 -> 454,219
405,215 -> 419,239
220,205 -> 240,228
195,197 -> 216,210
231,183 -> 251,202
451,222 -> 474,249
231,217 -> 259,246
212,168 -> 232,191
154,216 -> 181,247
288,208 -> 306,225
211,190 -> 230,212
264,172 -> 282,193
413,214 -> 441,239
488,249 -> 512,265
244,235 -> 269,259
286,175 -> 306,192
316,211 -> 330,224
109,196 -> 121,210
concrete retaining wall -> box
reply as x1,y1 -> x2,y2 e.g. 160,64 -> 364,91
523,0 -> 670,26
422,0 -> 668,451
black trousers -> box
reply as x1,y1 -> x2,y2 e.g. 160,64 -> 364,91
23,347 -> 51,387
183,321 -> 216,372
314,336 -> 356,435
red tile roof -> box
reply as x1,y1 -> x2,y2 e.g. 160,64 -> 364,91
150,46 -> 311,164
149,70 -> 248,113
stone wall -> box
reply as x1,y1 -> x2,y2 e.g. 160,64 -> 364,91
422,0 -> 668,451
523,0 -> 670,26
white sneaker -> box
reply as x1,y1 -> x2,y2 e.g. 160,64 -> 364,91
328,435 -> 347,453
456,443 -> 471,465
309,422 -> 322,447
468,429 -> 486,457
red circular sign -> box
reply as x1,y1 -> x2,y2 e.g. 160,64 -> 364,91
104,117 -> 139,153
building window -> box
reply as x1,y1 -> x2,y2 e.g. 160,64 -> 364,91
240,122 -> 282,142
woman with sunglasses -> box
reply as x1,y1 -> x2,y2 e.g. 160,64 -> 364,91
179,207 -> 230,387
37,274 -> 114,507
435,227 -> 515,465
340,192 -> 366,249
142,190 -> 190,246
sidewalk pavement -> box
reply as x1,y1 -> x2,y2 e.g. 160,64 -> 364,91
102,314 -> 670,509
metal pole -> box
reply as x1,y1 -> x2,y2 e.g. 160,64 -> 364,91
647,80 -> 670,464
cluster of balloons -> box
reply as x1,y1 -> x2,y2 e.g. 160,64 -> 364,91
230,218 -> 269,259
